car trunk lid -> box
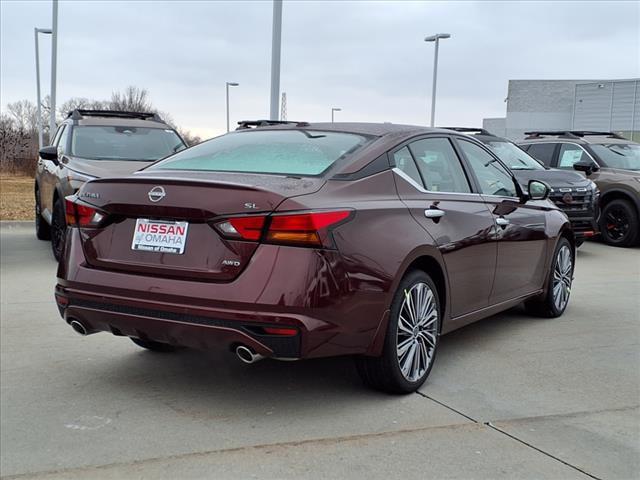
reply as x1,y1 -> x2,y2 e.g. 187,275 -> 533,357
74,171 -> 324,281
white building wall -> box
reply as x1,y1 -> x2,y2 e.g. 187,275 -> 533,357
484,79 -> 640,141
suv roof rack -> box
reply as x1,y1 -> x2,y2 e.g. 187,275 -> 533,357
67,109 -> 164,123
441,127 -> 495,136
236,119 -> 310,130
524,130 -> 626,140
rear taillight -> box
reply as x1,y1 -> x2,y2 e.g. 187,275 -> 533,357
265,210 -> 352,247
65,197 -> 106,228
214,210 -> 352,248
215,215 -> 267,241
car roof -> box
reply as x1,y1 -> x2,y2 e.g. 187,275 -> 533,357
519,132 -> 636,145
236,121 -> 451,137
65,117 -> 174,129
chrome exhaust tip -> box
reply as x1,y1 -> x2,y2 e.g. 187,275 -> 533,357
69,319 -> 88,336
235,345 -> 265,364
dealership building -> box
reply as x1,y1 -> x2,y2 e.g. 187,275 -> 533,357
483,78 -> 640,141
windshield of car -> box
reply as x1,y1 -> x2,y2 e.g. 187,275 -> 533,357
71,126 -> 186,161
151,129 -> 371,176
483,140 -> 545,170
590,143 -> 640,171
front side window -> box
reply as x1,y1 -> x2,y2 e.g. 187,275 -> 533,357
57,125 -> 70,154
71,126 -> 186,161
484,140 -> 544,170
557,144 -> 590,168
407,138 -> 471,193
153,130 -> 370,176
458,140 -> 517,197
52,125 -> 65,147
526,143 -> 556,166
590,144 -> 640,171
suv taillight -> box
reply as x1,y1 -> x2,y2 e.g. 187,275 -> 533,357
214,210 -> 353,248
65,197 -> 106,228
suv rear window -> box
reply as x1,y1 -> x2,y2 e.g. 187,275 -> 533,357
152,130 -> 371,176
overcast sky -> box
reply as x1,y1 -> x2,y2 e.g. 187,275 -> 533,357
1,0 -> 638,138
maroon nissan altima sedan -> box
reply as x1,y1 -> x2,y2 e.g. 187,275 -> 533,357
55,121 -> 574,393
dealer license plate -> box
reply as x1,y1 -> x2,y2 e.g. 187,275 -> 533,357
131,219 -> 189,254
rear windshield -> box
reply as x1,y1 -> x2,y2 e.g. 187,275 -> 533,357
151,129 -> 371,176
71,126 -> 186,161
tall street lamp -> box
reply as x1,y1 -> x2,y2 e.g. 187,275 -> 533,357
424,33 -> 450,127
331,107 -> 341,123
34,27 -> 52,148
226,82 -> 239,132
269,0 -> 283,120
50,0 -> 58,138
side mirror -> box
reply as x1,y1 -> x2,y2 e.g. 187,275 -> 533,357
573,160 -> 599,176
528,180 -> 550,201
39,146 -> 59,164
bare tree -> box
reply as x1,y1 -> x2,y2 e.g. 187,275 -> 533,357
6,100 -> 38,133
58,97 -> 106,118
0,113 -> 36,174
108,86 -> 153,112
178,128 -> 202,147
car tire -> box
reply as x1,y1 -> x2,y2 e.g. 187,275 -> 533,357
599,199 -> 639,247
356,270 -> 440,394
130,337 -> 178,352
34,186 -> 51,241
525,236 -> 574,318
51,198 -> 66,262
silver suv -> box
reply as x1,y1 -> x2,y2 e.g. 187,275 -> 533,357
35,110 -> 186,260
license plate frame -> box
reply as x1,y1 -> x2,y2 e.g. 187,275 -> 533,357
131,219 -> 189,254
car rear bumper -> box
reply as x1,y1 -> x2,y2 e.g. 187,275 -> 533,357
55,229 -> 390,359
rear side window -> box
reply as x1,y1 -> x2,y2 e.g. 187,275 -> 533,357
393,147 -> 422,185
558,144 -> 589,168
526,143 -> 556,166
408,138 -> 471,193
153,130 -> 371,176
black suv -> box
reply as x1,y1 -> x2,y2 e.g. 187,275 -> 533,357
518,131 -> 640,247
445,128 -> 599,246
35,110 -> 187,260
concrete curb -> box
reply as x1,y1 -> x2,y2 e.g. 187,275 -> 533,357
0,220 -> 35,229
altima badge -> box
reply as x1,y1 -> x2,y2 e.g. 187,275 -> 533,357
148,186 -> 166,202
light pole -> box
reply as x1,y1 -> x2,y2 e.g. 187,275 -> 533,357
226,82 -> 239,132
424,33 -> 450,127
49,0 -> 58,138
269,0 -> 283,120
331,107 -> 341,123
34,27 -> 52,148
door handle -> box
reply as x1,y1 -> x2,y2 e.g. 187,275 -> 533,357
496,217 -> 509,227
424,209 -> 445,219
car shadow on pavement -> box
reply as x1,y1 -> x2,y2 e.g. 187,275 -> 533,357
88,306 -> 529,408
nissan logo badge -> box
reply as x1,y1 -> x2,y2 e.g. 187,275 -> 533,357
148,186 -> 166,203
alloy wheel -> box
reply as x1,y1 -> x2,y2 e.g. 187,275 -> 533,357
552,245 -> 572,312
396,282 -> 438,382
604,205 -> 630,241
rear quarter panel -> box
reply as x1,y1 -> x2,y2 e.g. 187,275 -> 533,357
276,169 -> 446,355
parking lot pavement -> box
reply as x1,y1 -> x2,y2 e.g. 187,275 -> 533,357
1,222 -> 638,480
